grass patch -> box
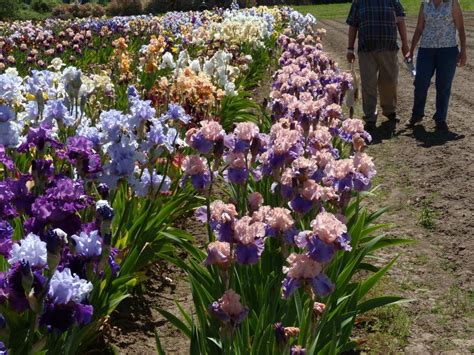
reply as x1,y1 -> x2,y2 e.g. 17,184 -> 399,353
363,305 -> 411,354
418,199 -> 436,230
353,278 -> 412,353
294,0 -> 474,19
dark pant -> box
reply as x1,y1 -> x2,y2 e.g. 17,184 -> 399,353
412,47 -> 459,122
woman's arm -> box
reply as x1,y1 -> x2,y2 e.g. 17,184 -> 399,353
453,0 -> 467,66
407,4 -> 425,59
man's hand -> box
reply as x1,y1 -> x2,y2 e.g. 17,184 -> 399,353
401,43 -> 410,57
347,51 -> 355,63
458,49 -> 467,67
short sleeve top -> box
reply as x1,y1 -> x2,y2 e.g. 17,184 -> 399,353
346,0 -> 405,52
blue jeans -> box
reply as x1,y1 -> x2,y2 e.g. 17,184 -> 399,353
412,47 -> 459,122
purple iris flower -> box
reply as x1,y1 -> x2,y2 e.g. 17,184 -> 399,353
306,237 -> 335,263
43,100 -> 73,126
40,302 -> 93,333
8,175 -> 35,216
353,172 -> 371,192
289,195 -> 313,215
17,123 -> 62,153
290,346 -> 306,355
108,248 -> 120,276
282,277 -> 301,299
336,233 -> 352,252
234,139 -> 251,153
159,103 -> 191,124
208,290 -> 249,325
333,175 -> 354,192
0,145 -> 13,170
30,177 -> 92,234
39,267 -> 94,332
0,341 -> 6,355
235,238 -> 265,265
129,98 -> 156,126
5,262 -> 45,312
216,222 -> 235,243
0,181 -> 16,219
0,220 -> 12,258
0,105 -> 14,123
190,173 -> 211,191
31,159 -> 55,184
66,136 -> 102,175
226,167 -> 249,185
127,85 -> 139,98
190,133 -> 214,154
311,274 -> 335,296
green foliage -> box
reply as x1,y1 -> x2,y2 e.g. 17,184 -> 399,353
219,93 -> 260,132
0,0 -> 19,20
157,187 -> 414,353
294,0 -> 474,19
106,0 -> 142,16
30,0 -> 56,13
52,3 -> 106,19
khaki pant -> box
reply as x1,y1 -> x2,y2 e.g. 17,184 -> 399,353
358,50 -> 399,122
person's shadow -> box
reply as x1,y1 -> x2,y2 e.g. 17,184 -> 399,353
369,120 -> 399,145
401,125 -> 465,148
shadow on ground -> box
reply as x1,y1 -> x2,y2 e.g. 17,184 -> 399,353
397,124 -> 466,148
369,120 -> 398,145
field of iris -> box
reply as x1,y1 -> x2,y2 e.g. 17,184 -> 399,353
0,5 -> 410,354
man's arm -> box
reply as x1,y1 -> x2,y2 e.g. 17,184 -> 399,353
346,1 -> 359,63
347,26 -> 358,63
397,17 -> 409,57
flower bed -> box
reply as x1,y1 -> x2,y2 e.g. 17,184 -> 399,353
0,5 -> 409,354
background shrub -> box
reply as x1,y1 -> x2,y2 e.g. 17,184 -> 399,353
0,0 -> 19,20
52,3 -> 105,19
107,0 -> 143,16
30,0 -> 54,13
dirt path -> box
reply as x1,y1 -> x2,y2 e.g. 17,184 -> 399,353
318,14 -> 473,354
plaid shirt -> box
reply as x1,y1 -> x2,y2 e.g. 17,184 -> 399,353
346,0 -> 405,52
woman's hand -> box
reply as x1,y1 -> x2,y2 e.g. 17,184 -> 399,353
458,49 -> 467,67
405,50 -> 414,61
346,52 -> 355,63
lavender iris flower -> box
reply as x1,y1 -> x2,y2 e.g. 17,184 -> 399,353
159,103 -> 191,124
0,105 -> 14,123
43,100 -> 74,126
71,231 -> 102,258
48,268 -> 93,305
8,233 -> 47,268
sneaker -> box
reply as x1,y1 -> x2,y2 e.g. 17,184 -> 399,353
405,116 -> 423,128
364,121 -> 376,132
435,121 -> 449,132
384,112 -> 399,122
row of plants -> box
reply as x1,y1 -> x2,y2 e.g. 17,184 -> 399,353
0,4 -> 410,354
0,6 -> 302,353
156,10 -> 412,355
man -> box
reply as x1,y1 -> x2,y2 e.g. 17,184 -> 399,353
346,0 -> 409,131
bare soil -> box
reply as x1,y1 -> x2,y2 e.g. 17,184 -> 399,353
318,14 -> 474,354
108,14 -> 474,354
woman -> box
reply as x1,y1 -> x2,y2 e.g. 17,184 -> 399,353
406,0 -> 467,131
